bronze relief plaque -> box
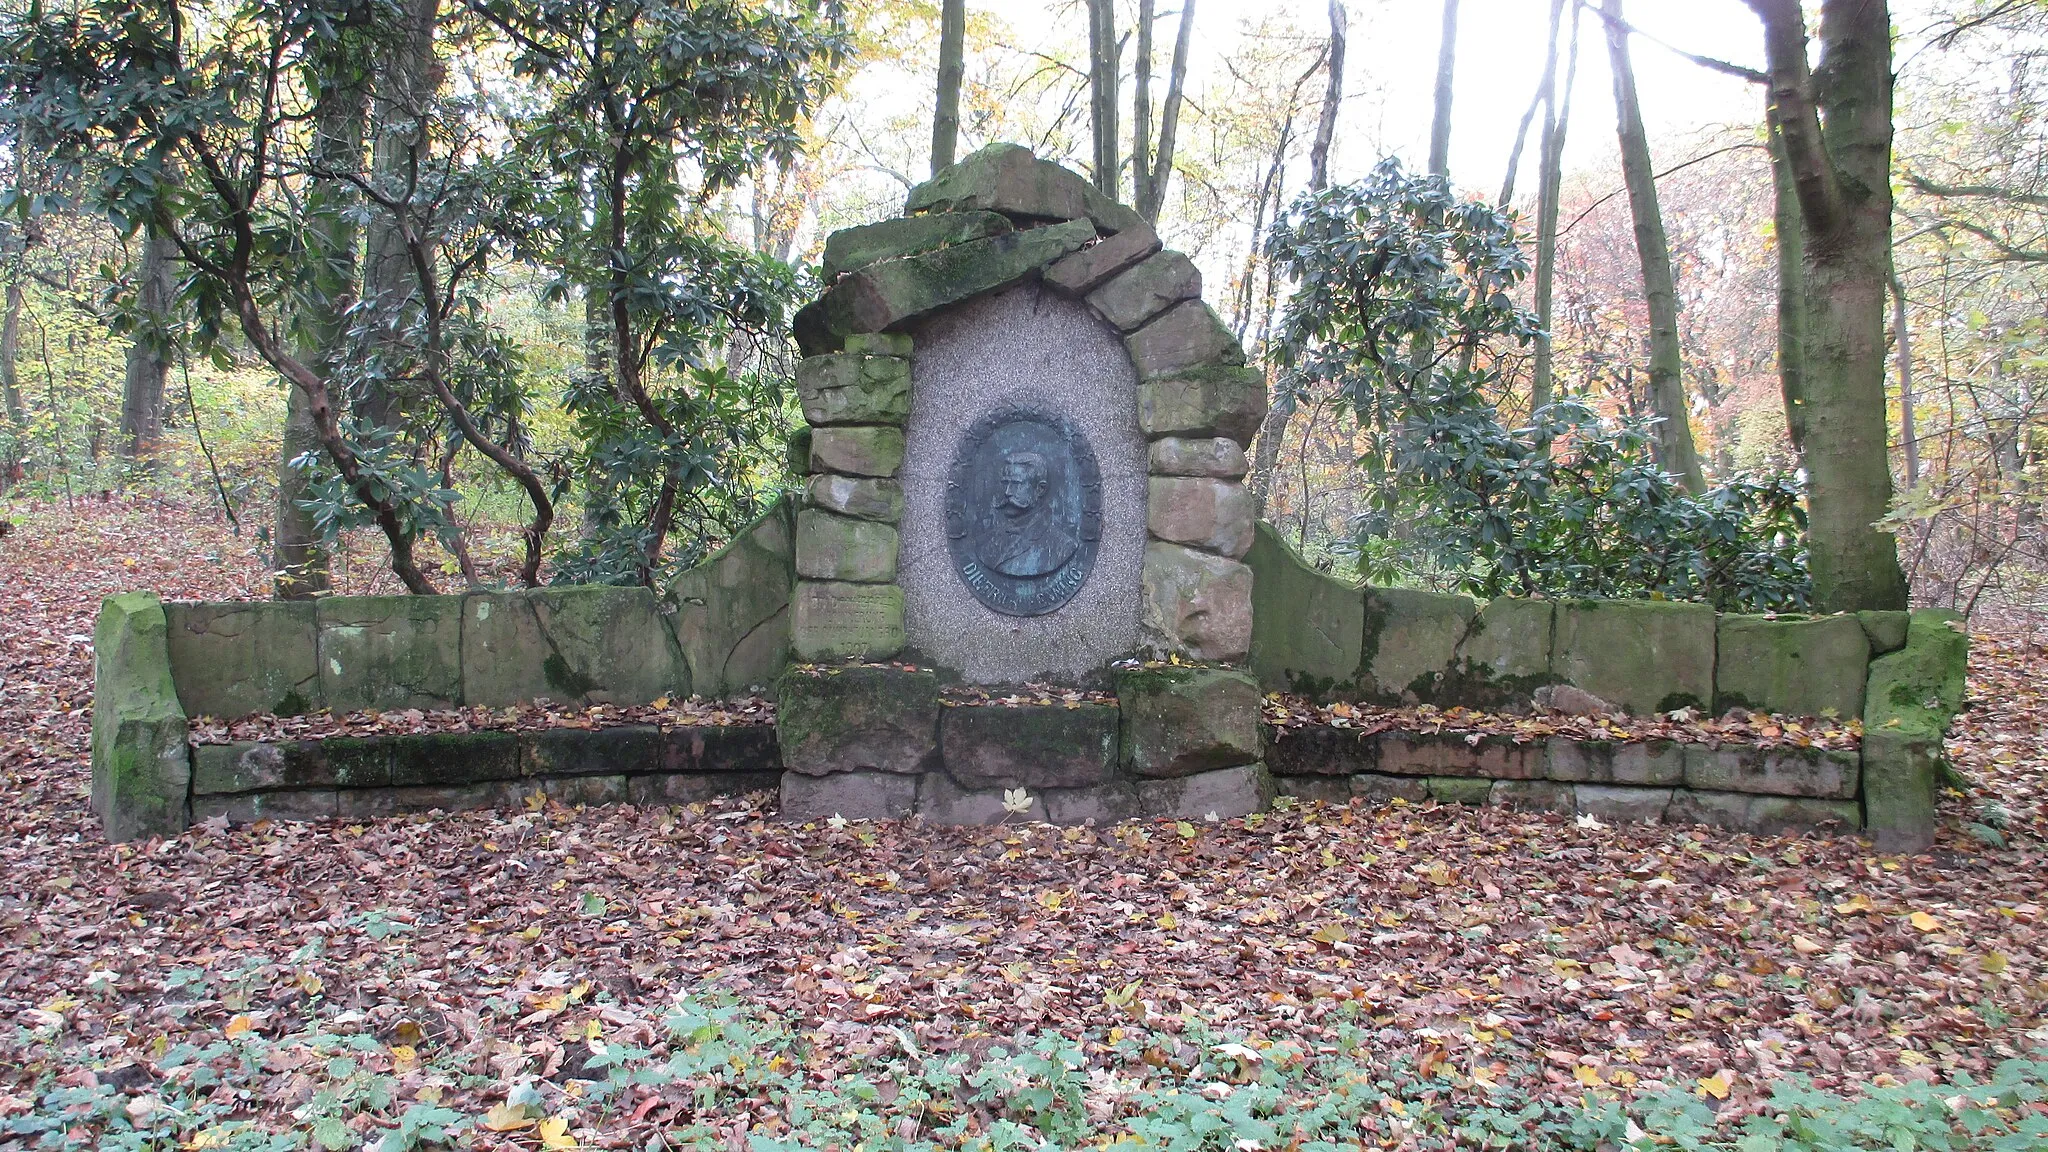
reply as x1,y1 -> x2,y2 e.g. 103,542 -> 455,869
945,409 -> 1102,616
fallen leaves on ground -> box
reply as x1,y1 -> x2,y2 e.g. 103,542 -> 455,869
3,498 -> 2046,1146
191,696 -> 772,744
1266,696 -> 1863,751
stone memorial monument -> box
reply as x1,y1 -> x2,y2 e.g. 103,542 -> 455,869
776,143 -> 1272,823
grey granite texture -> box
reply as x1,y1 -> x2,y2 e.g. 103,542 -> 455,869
901,285 -> 1148,682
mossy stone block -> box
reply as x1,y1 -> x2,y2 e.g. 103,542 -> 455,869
1428,776 -> 1494,805
1246,521 -> 1362,697
810,426 -> 906,477
1136,363 -> 1265,445
463,586 -> 687,709
316,595 -> 463,713
777,665 -> 939,776
1116,665 -> 1262,778
1682,743 -> 1859,800
1263,724 -> 1376,776
661,724 -> 782,774
1491,780 -> 1576,813
1857,610 -> 1910,654
164,600 -> 320,718
1364,585 -> 1478,704
1046,223 -> 1160,295
1863,609 -> 1969,741
1552,599 -> 1715,715
1666,789 -> 1861,835
795,509 -> 899,583
1443,596 -> 1554,707
1714,614 -> 1870,718
667,499 -> 794,699
1089,249 -> 1200,332
781,769 -> 918,821
91,592 -> 192,841
820,219 -> 1097,336
791,580 -> 905,662
807,475 -> 904,523
845,332 -> 914,356
520,725 -> 665,778
796,353 -> 912,426
192,741 -> 332,795
1127,301 -> 1246,380
940,702 -> 1118,789
387,732 -> 520,786
822,211 -> 1013,279
905,143 -> 1092,220
1546,738 -> 1683,786
1137,764 -> 1272,820
1860,730 -> 1941,853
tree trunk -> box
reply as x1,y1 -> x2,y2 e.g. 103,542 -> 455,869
1427,0 -> 1459,178
1138,0 -> 1195,222
276,55 -> 365,600
1889,261 -> 1919,489
1308,0 -> 1347,192
1604,0 -> 1705,492
358,0 -> 440,431
932,0 -> 965,175
1530,0 -> 1582,416
119,226 -> 175,459
1133,0 -> 1154,211
1500,0 -> 1565,207
1765,101 -> 1808,454
1087,0 -> 1119,197
1745,0 -> 1907,613
2,273 -> 26,427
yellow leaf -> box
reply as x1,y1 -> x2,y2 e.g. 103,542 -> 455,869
182,1127 -> 232,1150
1980,951 -> 2009,974
1320,848 -> 1338,868
1909,911 -> 1941,933
1696,1070 -> 1734,1100
1711,974 -> 1737,989
1156,912 -> 1178,930
481,1103 -> 536,1132
1039,890 -> 1067,911
1670,1007 -> 1694,1020
1833,894 -> 1872,915
390,1044 -> 417,1066
519,924 -> 543,941
1574,1064 -> 1605,1087
1311,922 -> 1349,945
297,970 -> 324,996
538,1115 -> 576,1149
223,1015 -> 255,1038
1792,935 -> 1824,955
650,695 -> 671,710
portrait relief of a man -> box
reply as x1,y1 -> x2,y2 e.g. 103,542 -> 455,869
977,451 -> 1080,579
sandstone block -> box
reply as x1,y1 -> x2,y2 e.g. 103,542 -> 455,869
822,220 -> 1097,335
1552,599 -> 1714,715
822,212 -> 1013,279
806,474 -> 904,523
795,509 -> 899,583
1666,789 -> 1862,836
91,592 -> 192,842
1715,614 -> 1870,718
666,499 -> 794,699
780,769 -> 918,822
337,781 -> 526,821
1042,784 -> 1144,825
164,600 -> 320,718
1376,732 -> 1542,780
1545,738 -> 1684,786
519,725 -> 664,778
1353,773 -> 1432,805
1140,541 -> 1254,661
534,774 -> 630,808
1863,610 -> 1969,742
1045,223 -> 1161,295
1682,743 -> 1860,800
1149,436 -> 1250,478
796,353 -> 912,426
462,586 -> 687,708
1275,776 -> 1353,806
1573,784 -> 1674,824
918,772 -> 1048,824
1491,781 -> 1576,814
1127,302 -> 1246,380
1089,250 -> 1201,332
1245,522 -> 1364,697
1117,665 -> 1263,778
1857,610 -> 1910,655
1263,723 -> 1376,776
810,426 -> 906,477
193,741 -> 332,795
627,770 -> 782,807
777,665 -> 938,776
939,702 -> 1118,789
845,332 -> 914,356
1428,776 -> 1494,805
791,581 -> 905,662
1442,596 -> 1553,707
1138,764 -> 1272,820
905,143 -> 1091,220
1148,476 -> 1254,558
1364,586 -> 1477,704
1137,363 -> 1265,444
191,789 -> 340,826
1861,730 -> 1940,854
315,595 -> 464,713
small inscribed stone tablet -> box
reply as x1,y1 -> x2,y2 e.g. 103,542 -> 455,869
944,408 -> 1102,616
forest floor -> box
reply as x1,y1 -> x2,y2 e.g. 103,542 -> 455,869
4,497 -> 2048,1148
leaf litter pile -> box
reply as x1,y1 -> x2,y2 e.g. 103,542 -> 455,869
5,500 -> 2048,1148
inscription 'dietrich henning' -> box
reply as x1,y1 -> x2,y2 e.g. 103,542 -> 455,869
944,409 -> 1102,617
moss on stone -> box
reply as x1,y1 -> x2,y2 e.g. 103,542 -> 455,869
777,665 -> 939,775
91,592 -> 192,841
1244,522 -> 1363,699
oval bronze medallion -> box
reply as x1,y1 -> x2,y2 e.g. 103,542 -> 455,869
945,409 -> 1102,616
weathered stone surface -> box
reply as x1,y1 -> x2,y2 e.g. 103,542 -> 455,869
777,665 -> 938,776
918,772 -> 1048,824
1552,599 -> 1715,715
1532,684 -> 1615,716
191,789 -> 340,826
806,474 -> 904,523
534,774 -> 630,807
1364,587 -> 1477,704
822,211 -> 1013,279
1715,614 -> 1870,718
1127,301 -> 1246,380
1041,784 -> 1143,824
463,586 -> 687,709
1492,781 -> 1576,814
92,593 -> 192,841
796,353 -> 912,426
1377,733 -> 1542,780
1089,250 -> 1201,332
316,595 -> 464,713
1149,437 -> 1249,478
1246,522 -> 1364,697
193,741 -> 332,795
787,426 -> 813,475
905,143 -> 1091,221
940,702 -> 1118,789
1045,224 -> 1161,295
1545,738 -> 1684,786
1863,610 -> 1969,742
1352,773 -> 1432,805
846,332 -> 914,356
900,287 -> 1147,683
1428,777 -> 1493,805
795,509 -> 899,583
1857,610 -> 1910,654
520,725 -> 664,777
1682,743 -> 1859,800
1137,364 -> 1265,444
1138,764 -> 1272,820
164,601 -> 319,718
337,781 -> 527,821
1862,730 -> 1941,853
1118,666 -> 1262,778
791,581 -> 904,662
388,733 -> 520,787
628,770 -> 782,807
1574,785 -> 1674,824
822,219 -> 1097,336
1666,789 -> 1862,835
1275,776 -> 1352,806
780,769 -> 918,821
1083,184 -> 1147,234
810,426 -> 906,477
1264,724 -> 1375,776
1140,542 -> 1254,661
1147,476 -> 1254,558
1442,596 -> 1553,707
662,724 -> 782,775
667,500 -> 793,699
